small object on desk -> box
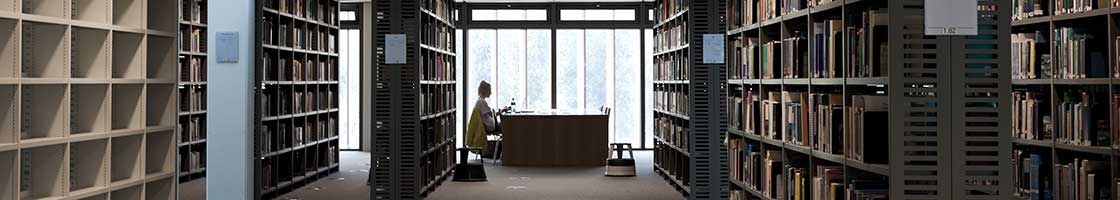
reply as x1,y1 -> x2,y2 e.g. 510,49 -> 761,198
606,143 -> 636,177
453,147 -> 487,182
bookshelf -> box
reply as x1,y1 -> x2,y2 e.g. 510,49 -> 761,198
653,0 -> 728,199
372,0 -> 457,198
178,0 -> 208,183
1010,0 -> 1120,199
728,0 -> 1012,199
256,0 -> 341,198
0,0 -> 180,199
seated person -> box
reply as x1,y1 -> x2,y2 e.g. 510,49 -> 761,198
466,81 -> 508,154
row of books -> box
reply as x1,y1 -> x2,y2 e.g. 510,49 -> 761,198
655,116 -> 689,151
260,143 -> 337,190
260,116 -> 338,153
421,0 -> 453,22
759,40 -> 781,79
757,0 -> 780,22
761,93 -> 782,140
420,115 -> 454,151
1012,32 -> 1052,80
1013,150 -> 1048,199
811,19 -> 840,78
730,90 -> 759,134
729,37 -> 757,79
728,138 -> 758,189
268,0 -> 334,23
654,85 -> 689,115
727,0 -> 757,28
655,0 -> 687,22
419,52 -> 454,81
179,26 -> 206,53
846,10 -> 889,78
810,166 -> 844,200
262,86 -> 337,117
1013,0 -> 1047,20
181,0 -> 204,23
655,142 -> 691,184
1013,91 -> 1052,140
180,57 -> 207,82
420,87 -> 455,116
782,34 -> 808,79
265,19 -> 336,53
420,144 -> 454,186
262,54 -> 338,82
655,21 -> 688,52
1054,91 -> 1111,147
179,86 -> 206,112
1054,0 -> 1110,15
845,95 -> 888,164
728,10 -> 887,80
1054,27 -> 1109,79
654,50 -> 690,80
421,18 -> 454,51
180,150 -> 206,173
179,116 -> 206,143
1054,159 -> 1110,200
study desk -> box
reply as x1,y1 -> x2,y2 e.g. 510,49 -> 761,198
500,110 -> 609,166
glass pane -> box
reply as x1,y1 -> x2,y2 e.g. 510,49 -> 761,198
560,9 -> 584,21
455,29 -> 464,148
585,9 -> 614,21
338,30 -> 352,149
614,9 -> 635,21
340,11 -> 356,21
496,9 -> 526,21
472,9 -> 497,21
526,9 -> 548,21
496,29 -> 526,109
468,29 -> 497,118
584,30 -> 612,113
526,30 -> 552,110
614,29 -> 640,145
648,9 -> 653,21
556,29 -> 584,111
644,29 -> 654,148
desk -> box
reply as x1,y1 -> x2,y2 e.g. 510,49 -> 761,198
500,110 -> 609,166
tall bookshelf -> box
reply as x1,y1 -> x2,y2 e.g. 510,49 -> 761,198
372,0 -> 457,198
1010,0 -> 1120,199
726,0 -> 1012,199
178,0 -> 207,183
255,0 -> 341,198
652,0 -> 729,199
0,0 -> 179,199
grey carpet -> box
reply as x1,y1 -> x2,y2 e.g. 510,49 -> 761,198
179,151 -> 683,200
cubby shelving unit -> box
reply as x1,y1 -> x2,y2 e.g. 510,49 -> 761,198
0,0 -> 180,199
255,0 -> 341,198
372,0 -> 458,198
177,0 -> 208,183
652,0 -> 728,199
1009,0 -> 1120,198
726,0 -> 1012,199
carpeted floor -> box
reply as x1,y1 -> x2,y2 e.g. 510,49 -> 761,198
179,151 -> 683,200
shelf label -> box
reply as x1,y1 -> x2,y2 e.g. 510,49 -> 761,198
924,0 -> 977,35
216,32 -> 239,63
386,34 -> 407,64
702,34 -> 724,64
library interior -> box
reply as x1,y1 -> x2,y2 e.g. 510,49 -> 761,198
0,0 -> 1116,199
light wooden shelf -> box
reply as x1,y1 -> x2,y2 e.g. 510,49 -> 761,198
0,85 -> 14,144
21,85 -> 69,140
111,84 -> 143,130
144,176 -> 173,200
69,139 -> 108,192
112,0 -> 143,28
0,18 -> 16,78
112,32 -> 144,79
109,184 -> 142,200
0,0 -> 13,13
23,0 -> 67,18
22,21 -> 69,78
145,130 -> 173,175
0,151 -> 15,200
147,36 -> 176,80
146,0 -> 176,32
110,134 -> 142,183
72,27 -> 111,79
70,85 -> 109,135
146,85 -> 174,127
72,0 -> 109,23
20,144 -> 67,199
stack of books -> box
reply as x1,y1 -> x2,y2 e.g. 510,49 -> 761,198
1013,91 -> 1052,140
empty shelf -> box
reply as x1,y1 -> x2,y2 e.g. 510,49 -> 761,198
72,0 -> 109,23
147,0 -> 177,32
0,18 -> 15,78
145,177 -> 174,200
0,85 -> 15,144
22,22 -> 69,78
147,85 -> 175,127
147,36 -> 177,80
20,144 -> 67,199
22,0 -> 66,18
112,32 -> 144,79
111,84 -> 143,130
71,85 -> 109,134
21,85 -> 68,140
69,139 -> 109,192
0,151 -> 15,200
71,27 -> 110,79
110,134 -> 142,183
145,131 -> 174,175
109,184 -> 142,200
112,0 -> 143,28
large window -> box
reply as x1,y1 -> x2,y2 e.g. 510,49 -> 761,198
465,28 -> 651,147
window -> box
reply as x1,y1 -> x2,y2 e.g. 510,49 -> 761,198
474,9 -> 548,21
340,11 -> 356,21
560,9 -> 636,21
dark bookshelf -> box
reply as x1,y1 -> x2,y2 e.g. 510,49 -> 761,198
179,0 -> 209,183
256,0 -> 341,198
371,0 -> 457,198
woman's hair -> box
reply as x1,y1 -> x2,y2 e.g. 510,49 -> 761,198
478,81 -> 491,96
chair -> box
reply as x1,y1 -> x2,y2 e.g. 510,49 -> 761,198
605,143 -> 636,177
485,113 -> 503,163
453,147 -> 488,182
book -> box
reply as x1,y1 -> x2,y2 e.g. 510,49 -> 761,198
812,19 -> 843,78
1013,91 -> 1051,140
1012,32 -> 1047,79
846,9 -> 888,78
783,32 -> 808,78
811,93 -> 843,154
1053,27 -> 1108,79
762,92 -> 783,140
846,95 -> 888,164
1013,0 -> 1047,20
1055,91 -> 1110,146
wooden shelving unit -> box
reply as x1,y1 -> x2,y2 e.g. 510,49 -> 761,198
255,0 -> 341,198
177,0 -> 208,183
1009,0 -> 1120,198
652,0 -> 727,199
726,0 -> 1012,199
0,0 -> 180,199
372,0 -> 457,198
